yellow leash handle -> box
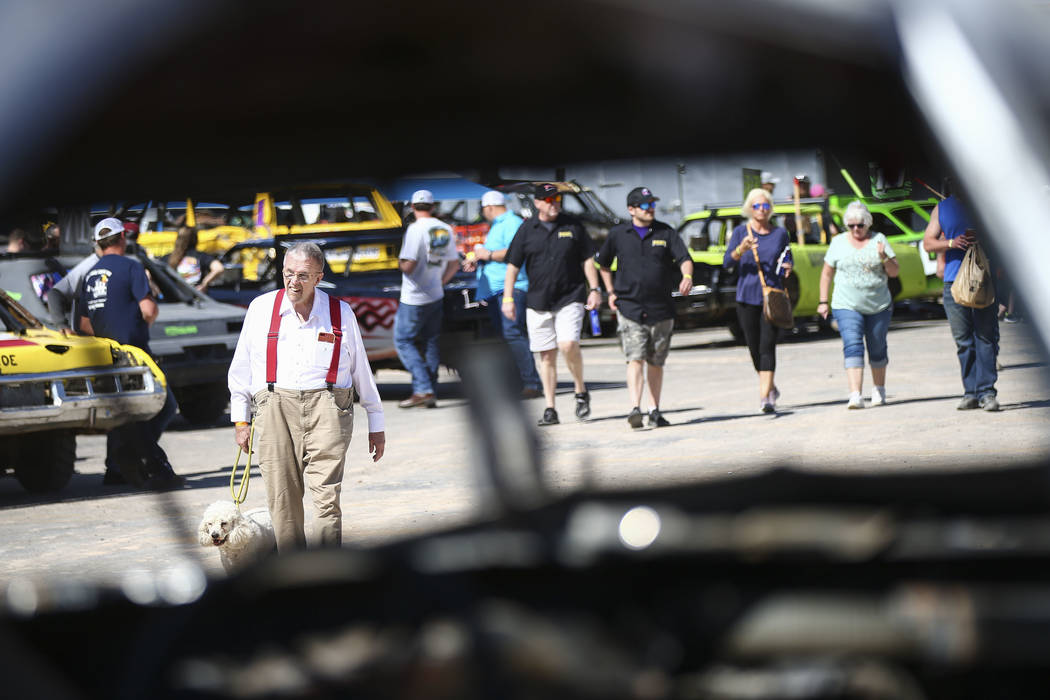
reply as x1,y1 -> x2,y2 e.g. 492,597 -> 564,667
231,418 -> 256,505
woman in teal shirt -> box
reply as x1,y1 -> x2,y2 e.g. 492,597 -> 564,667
818,201 -> 900,409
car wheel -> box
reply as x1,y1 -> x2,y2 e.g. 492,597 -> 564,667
175,382 -> 229,426
14,429 -> 75,493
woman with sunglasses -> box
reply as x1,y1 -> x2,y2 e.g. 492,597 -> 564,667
817,200 -> 899,409
724,188 -> 793,413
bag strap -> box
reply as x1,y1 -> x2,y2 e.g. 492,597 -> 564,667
265,289 -> 285,391
325,293 -> 343,389
748,224 -> 770,290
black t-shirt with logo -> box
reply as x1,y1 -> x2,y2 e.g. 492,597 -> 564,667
80,254 -> 153,353
595,219 -> 690,324
505,214 -> 595,312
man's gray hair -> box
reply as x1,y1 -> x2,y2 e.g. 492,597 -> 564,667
284,241 -> 325,270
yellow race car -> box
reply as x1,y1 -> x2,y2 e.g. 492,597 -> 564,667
0,290 -> 168,492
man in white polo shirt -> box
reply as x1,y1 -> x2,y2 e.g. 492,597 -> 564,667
228,241 -> 385,551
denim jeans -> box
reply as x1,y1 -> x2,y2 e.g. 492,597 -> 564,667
486,289 -> 541,390
394,299 -> 443,395
943,281 -> 999,399
831,306 -> 892,369
106,386 -> 177,478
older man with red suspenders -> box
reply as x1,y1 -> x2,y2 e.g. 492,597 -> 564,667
229,242 -> 386,551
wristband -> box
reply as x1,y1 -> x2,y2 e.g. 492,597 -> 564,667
948,238 -> 953,249
818,300 -> 828,305
683,273 -> 692,279
502,296 -> 514,303
235,421 -> 249,427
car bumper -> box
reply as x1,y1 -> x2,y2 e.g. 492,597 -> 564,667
0,365 -> 167,434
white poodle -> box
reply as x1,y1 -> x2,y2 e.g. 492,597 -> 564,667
197,500 -> 276,573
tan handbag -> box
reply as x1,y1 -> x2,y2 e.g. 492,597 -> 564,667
951,242 -> 995,309
749,227 -> 794,329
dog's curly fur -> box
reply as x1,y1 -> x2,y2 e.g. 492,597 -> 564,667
197,500 -> 276,573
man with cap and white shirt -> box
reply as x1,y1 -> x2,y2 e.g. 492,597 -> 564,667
761,171 -> 780,196
596,187 -> 693,429
228,241 -> 385,551
503,183 -> 601,426
394,189 -> 461,408
471,190 -> 541,398
79,217 -> 182,488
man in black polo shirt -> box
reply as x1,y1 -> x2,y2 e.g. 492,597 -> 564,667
503,183 -> 601,426
596,187 -> 693,428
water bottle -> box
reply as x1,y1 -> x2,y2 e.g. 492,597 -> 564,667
589,308 -> 602,337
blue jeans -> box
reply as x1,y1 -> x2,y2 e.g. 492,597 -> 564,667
394,299 -> 443,395
943,281 -> 999,399
832,306 -> 892,369
486,289 -> 541,391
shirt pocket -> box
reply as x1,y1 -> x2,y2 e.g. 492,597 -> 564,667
314,333 -> 340,370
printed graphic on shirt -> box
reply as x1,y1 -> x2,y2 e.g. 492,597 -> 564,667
426,226 -> 452,266
176,256 -> 203,285
84,268 -> 113,311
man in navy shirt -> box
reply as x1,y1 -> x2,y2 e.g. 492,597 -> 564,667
596,187 -> 693,428
81,217 -> 182,488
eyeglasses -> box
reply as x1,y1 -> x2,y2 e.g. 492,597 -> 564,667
539,195 -> 562,204
752,202 -> 771,211
847,223 -> 866,229
283,271 -> 320,282
636,201 -> 657,211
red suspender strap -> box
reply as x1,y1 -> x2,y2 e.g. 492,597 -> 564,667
326,294 -> 343,388
265,289 -> 284,390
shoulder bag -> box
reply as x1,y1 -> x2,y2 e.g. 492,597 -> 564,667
951,241 -> 995,309
749,226 -> 794,329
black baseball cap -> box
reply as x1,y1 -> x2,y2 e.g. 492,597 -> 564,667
533,183 -> 560,199
627,186 -> 659,207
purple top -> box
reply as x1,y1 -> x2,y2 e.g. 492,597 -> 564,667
632,224 -> 648,239
723,223 -> 793,306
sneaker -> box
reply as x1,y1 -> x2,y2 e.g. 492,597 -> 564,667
1004,313 -> 1021,324
770,386 -> 780,403
574,391 -> 591,420
648,408 -> 671,427
847,392 -> 864,409
870,386 -> 886,407
627,406 -> 644,429
760,398 -> 775,414
537,407 -> 560,426
979,394 -> 1000,412
957,396 -> 979,410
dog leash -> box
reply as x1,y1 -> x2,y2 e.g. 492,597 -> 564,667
230,418 -> 256,505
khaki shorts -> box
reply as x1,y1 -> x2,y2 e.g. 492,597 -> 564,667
526,302 -> 585,352
618,312 -> 674,366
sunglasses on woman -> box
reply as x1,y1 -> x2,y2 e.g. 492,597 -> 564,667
752,202 -> 771,211
847,222 -> 866,229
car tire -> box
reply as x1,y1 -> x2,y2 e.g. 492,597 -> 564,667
175,382 -> 229,426
14,429 -> 76,493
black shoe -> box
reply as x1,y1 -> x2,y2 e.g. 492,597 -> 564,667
145,474 -> 187,491
648,408 -> 671,427
102,470 -> 127,486
116,457 -> 147,487
537,407 -> 559,426
627,407 -> 644,429
574,391 -> 591,420
957,396 -> 979,410
979,394 -> 1000,412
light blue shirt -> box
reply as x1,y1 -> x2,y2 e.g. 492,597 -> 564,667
477,211 -> 528,299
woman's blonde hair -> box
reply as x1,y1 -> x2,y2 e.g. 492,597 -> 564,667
742,188 -> 773,220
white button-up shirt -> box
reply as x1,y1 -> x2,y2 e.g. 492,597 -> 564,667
228,289 -> 385,432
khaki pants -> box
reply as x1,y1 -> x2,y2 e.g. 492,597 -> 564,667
253,386 -> 354,551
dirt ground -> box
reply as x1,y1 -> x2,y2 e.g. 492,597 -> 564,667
1,315 -> 1047,586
